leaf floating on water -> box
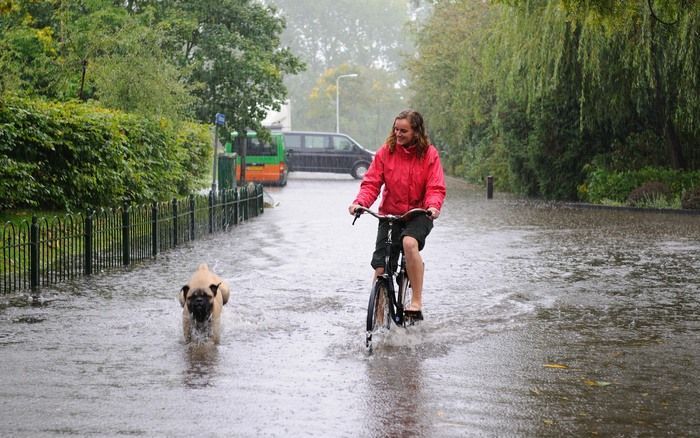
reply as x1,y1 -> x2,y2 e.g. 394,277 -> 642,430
584,379 -> 612,387
543,419 -> 554,426
543,363 -> 569,369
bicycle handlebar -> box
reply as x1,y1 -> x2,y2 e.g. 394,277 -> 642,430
352,206 -> 431,225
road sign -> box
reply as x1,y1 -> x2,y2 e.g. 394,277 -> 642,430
215,113 -> 225,126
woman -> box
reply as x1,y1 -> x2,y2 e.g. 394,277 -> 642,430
348,110 -> 446,319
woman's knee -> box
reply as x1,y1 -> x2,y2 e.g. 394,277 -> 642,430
402,236 -> 419,253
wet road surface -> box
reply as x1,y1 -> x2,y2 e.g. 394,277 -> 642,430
1,173 -> 699,437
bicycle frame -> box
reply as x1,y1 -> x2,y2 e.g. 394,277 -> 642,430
353,207 -> 429,329
377,216 -> 407,326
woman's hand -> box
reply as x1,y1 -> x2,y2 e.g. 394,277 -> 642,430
348,204 -> 362,215
427,207 -> 440,219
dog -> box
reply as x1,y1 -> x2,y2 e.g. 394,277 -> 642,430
178,263 -> 231,344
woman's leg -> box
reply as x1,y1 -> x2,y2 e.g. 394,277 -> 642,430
403,236 -> 423,311
373,267 -> 384,281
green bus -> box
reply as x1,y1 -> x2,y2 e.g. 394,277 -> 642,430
226,131 -> 288,186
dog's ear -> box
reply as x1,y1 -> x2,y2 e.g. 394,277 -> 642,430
209,282 -> 220,297
179,285 -> 189,307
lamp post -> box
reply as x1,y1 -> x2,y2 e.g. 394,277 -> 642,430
336,73 -> 358,133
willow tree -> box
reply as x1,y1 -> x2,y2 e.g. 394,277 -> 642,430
410,0 -> 700,199
408,1 -> 515,188
491,0 -> 700,172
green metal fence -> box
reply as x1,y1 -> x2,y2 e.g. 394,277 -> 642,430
1,185 -> 264,294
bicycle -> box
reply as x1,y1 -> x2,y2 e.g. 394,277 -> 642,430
352,206 -> 430,351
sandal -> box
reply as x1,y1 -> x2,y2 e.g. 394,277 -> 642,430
403,310 -> 423,321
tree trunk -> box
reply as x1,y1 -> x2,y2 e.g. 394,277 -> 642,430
665,119 -> 686,170
650,18 -> 686,170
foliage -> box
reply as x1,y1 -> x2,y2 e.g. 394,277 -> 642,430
0,0 -> 302,128
0,1 -> 196,120
0,156 -> 40,210
626,181 -> 671,207
0,96 -> 210,211
579,165 -> 700,204
304,65 -> 407,149
129,0 -> 304,133
408,0 -> 700,201
263,0 -> 419,139
408,0 -> 498,185
681,186 -> 700,210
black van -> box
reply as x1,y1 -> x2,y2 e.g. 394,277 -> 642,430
282,131 -> 374,179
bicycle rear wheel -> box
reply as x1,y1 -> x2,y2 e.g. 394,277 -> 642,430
366,279 -> 390,345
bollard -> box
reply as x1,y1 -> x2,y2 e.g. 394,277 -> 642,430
486,175 -> 494,199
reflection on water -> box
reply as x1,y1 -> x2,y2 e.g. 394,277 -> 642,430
183,343 -> 219,389
363,343 -> 427,437
0,175 -> 698,437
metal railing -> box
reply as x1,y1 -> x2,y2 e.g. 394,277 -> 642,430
1,185 -> 264,293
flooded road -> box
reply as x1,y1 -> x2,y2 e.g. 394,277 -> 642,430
1,173 -> 699,437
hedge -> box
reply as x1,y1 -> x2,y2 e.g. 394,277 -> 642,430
0,96 -> 211,211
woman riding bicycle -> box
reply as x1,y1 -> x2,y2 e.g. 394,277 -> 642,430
348,109 -> 446,319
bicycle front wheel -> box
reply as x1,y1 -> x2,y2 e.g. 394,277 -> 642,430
367,279 -> 390,333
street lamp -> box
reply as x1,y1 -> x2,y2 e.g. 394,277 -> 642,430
336,73 -> 358,133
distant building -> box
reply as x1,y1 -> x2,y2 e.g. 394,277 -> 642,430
262,101 -> 292,131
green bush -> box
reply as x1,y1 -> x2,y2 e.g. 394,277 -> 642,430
627,181 -> 672,207
0,157 -> 40,210
0,96 -> 210,211
579,166 -> 700,205
681,186 -> 700,210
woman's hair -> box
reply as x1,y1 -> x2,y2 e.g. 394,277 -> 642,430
385,109 -> 430,158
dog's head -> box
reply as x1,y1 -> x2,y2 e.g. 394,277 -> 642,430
181,283 -> 220,323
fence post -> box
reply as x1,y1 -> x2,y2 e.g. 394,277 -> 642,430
208,191 -> 214,234
486,175 -> 494,199
151,202 -> 158,257
30,216 -> 39,290
233,188 -> 239,225
189,195 -> 195,241
172,198 -> 178,247
243,186 -> 249,221
122,202 -> 130,266
84,212 -> 93,276
258,184 -> 264,215
221,189 -> 227,229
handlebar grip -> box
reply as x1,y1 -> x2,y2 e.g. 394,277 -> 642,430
352,209 -> 362,225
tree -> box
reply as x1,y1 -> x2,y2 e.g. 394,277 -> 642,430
305,65 -> 407,149
409,0 -> 700,199
263,0 -> 419,134
490,0 -> 700,171
0,1 -> 195,120
408,0 -> 500,183
128,0 -> 304,133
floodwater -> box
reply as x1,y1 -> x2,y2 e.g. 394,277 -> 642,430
1,173 -> 699,437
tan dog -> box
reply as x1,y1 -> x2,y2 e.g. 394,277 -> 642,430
178,263 -> 231,344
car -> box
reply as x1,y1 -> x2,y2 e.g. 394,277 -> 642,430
282,131 -> 374,179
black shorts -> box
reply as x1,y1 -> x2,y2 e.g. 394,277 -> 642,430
370,214 -> 433,271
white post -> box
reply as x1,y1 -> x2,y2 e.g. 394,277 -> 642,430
335,73 -> 358,133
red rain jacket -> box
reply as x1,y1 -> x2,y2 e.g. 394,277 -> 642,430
353,143 -> 446,215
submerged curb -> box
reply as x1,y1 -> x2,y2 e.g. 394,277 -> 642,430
560,202 -> 700,216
